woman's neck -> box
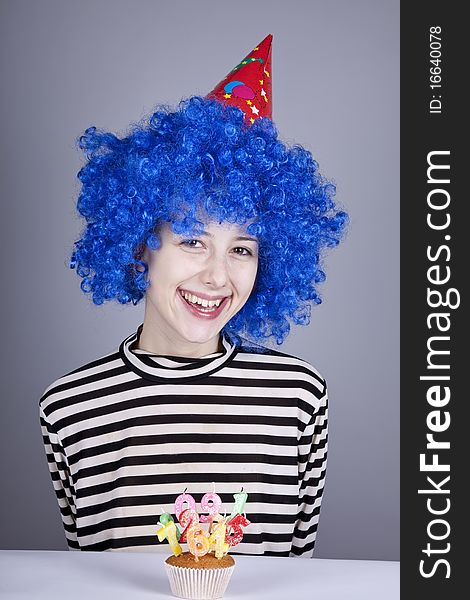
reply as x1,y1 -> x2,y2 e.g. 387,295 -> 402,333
136,318 -> 223,358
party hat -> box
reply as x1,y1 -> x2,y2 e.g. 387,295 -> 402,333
206,34 -> 272,125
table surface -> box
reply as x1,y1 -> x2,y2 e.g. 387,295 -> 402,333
0,550 -> 399,600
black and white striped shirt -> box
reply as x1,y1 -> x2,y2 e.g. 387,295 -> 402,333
39,324 -> 328,557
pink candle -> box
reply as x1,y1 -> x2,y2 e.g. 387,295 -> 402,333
199,490 -> 222,525
174,490 -> 196,520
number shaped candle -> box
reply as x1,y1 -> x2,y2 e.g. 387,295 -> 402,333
228,489 -> 248,520
208,520 -> 230,558
186,524 -> 210,561
157,520 -> 183,556
178,508 -> 199,543
225,513 -> 251,547
200,491 -> 222,524
159,511 -> 181,541
174,490 -> 197,520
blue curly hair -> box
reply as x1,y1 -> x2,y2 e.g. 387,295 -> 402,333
70,95 -> 348,345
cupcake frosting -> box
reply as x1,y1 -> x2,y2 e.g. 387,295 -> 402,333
166,552 -> 235,569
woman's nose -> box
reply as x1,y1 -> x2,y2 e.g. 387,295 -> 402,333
201,254 -> 229,289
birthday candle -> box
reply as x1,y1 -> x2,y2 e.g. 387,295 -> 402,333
228,489 -> 248,520
200,489 -> 222,525
159,510 -> 181,541
178,507 -> 199,543
186,524 -> 210,561
208,520 -> 230,558
174,490 -> 197,520
225,513 -> 251,547
157,520 -> 183,556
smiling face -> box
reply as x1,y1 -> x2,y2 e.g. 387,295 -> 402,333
138,219 -> 259,356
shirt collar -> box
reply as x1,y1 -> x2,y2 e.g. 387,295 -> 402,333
119,323 -> 237,382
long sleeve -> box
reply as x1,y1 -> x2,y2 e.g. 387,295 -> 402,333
290,384 -> 328,557
39,405 -> 79,550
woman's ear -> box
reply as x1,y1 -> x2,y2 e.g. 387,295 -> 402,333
133,242 -> 148,272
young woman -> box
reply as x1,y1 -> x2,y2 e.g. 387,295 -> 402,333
39,37 -> 347,557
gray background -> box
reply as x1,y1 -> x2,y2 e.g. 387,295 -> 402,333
0,0 -> 399,560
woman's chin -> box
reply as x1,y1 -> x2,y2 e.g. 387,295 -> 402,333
173,295 -> 229,344
177,324 -> 222,346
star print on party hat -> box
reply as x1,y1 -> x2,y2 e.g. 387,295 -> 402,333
206,34 -> 272,125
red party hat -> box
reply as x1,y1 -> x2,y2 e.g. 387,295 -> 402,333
206,34 -> 272,125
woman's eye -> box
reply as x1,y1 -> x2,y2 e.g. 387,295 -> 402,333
181,239 -> 203,248
233,247 -> 253,256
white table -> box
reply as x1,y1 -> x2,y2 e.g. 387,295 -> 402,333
0,550 -> 399,599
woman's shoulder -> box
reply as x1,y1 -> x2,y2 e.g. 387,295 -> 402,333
38,347 -> 122,419
233,336 -> 327,402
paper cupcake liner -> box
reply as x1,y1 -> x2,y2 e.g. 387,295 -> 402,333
164,562 -> 235,600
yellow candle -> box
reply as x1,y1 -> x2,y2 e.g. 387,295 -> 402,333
157,520 -> 182,557
208,512 -> 225,535
208,521 -> 230,558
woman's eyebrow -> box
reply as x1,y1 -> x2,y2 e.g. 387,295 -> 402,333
235,236 -> 259,243
195,232 -> 259,243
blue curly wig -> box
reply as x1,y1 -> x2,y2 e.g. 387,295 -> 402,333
70,95 -> 348,345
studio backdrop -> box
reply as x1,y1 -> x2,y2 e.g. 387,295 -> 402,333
0,0 -> 399,560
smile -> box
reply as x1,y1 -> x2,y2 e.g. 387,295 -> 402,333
178,289 -> 230,319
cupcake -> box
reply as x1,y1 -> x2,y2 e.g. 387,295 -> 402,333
156,488 -> 250,600
164,551 -> 235,600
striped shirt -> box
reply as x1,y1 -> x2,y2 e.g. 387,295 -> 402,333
39,324 -> 328,557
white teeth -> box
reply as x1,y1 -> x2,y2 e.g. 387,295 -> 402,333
180,290 -> 225,309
